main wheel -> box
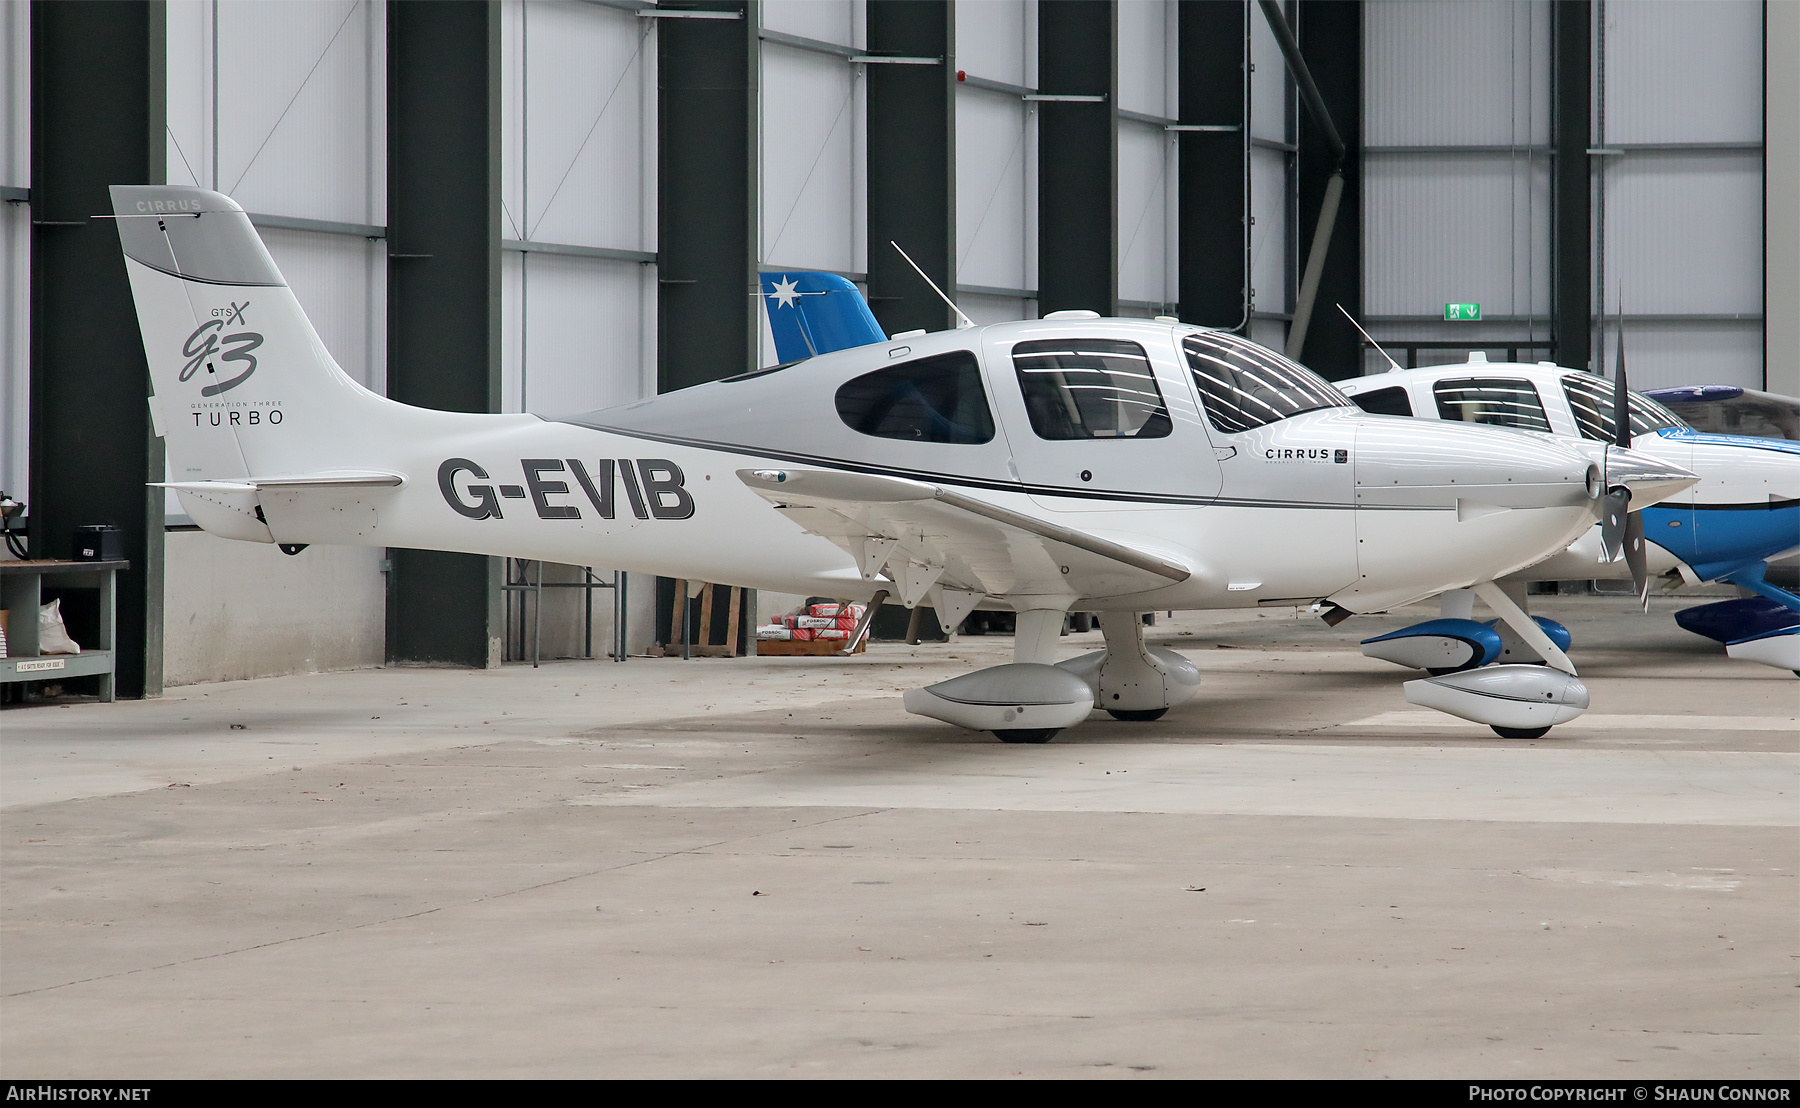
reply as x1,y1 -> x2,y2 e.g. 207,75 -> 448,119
1491,725 -> 1552,739
994,728 -> 1060,743
1107,708 -> 1168,722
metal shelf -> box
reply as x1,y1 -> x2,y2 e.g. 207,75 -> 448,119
1,559 -> 126,702
501,560 -> 627,667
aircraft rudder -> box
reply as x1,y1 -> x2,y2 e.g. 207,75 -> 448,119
759,271 -> 887,364
110,185 -> 381,483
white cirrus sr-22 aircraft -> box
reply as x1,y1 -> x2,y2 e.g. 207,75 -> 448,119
113,185 -> 1697,741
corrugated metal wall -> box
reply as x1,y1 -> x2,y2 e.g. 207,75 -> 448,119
501,0 -> 655,416
955,0 -> 1037,325
1115,0 -> 1176,314
757,1 -> 866,366
760,11 -> 862,275
165,0 -> 386,388
1361,0 -> 1765,391
1597,0 -> 1764,390
1362,0 -> 1552,370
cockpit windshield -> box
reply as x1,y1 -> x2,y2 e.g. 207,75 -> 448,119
1561,374 -> 1686,440
1181,332 -> 1351,434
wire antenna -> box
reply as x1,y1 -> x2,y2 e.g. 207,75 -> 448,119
891,241 -> 975,330
1337,303 -> 1401,372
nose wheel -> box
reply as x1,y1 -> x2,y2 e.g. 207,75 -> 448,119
1491,725 -> 1552,739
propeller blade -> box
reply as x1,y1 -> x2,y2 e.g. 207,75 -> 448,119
1612,312 -> 1631,448
1624,511 -> 1649,611
1599,482 -> 1631,564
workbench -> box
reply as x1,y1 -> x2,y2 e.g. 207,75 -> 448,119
1,559 -> 127,702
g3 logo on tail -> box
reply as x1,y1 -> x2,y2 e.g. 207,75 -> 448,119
181,309 -> 263,397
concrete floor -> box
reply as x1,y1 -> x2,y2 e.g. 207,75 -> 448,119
2,595 -> 1795,1078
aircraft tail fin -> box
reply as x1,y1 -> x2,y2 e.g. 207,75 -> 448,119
110,185 -> 389,492
759,271 -> 887,364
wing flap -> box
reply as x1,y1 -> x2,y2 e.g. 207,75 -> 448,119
740,468 -> 1189,601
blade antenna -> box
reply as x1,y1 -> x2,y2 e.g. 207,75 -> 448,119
890,241 -> 976,330
1337,303 -> 1401,372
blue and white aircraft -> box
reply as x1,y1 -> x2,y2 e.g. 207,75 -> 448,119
114,186 -> 1699,740
1334,357 -> 1799,675
1647,384 -> 1800,443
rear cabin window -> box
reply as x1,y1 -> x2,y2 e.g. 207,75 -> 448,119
1011,339 -> 1171,440
1561,374 -> 1685,441
1432,377 -> 1553,433
1182,331 -> 1351,434
1349,385 -> 1413,417
834,350 -> 995,444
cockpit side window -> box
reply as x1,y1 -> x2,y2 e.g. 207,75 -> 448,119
1349,385 -> 1413,417
1432,377 -> 1553,433
1181,331 -> 1351,434
1010,338 -> 1171,440
1561,373 -> 1686,440
834,350 -> 995,444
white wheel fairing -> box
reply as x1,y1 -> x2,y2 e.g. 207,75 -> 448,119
1404,665 -> 1590,730
1724,632 -> 1800,671
903,663 -> 1097,732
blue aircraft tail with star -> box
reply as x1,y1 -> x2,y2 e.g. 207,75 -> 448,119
759,272 -> 887,364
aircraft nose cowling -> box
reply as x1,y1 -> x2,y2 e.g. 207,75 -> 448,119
1602,445 -> 1700,508
1339,420 -> 1618,612
1352,419 -> 1598,511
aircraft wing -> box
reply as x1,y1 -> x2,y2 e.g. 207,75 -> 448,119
737,468 -> 1189,605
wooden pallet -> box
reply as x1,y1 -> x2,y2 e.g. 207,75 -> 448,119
664,579 -> 748,656
645,644 -> 737,658
756,638 -> 864,656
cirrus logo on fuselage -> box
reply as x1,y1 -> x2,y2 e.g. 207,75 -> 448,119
438,458 -> 696,521
181,302 -> 262,397
1264,447 -> 1349,464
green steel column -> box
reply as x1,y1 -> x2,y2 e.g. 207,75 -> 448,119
1037,0 -> 1117,317
1292,0 -> 1361,380
1552,0 -> 1592,371
29,0 -> 167,697
866,0 -> 955,337
385,0 -> 504,667
1177,0 -> 1249,330
657,1 -> 757,391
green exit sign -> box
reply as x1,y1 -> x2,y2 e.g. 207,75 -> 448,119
1444,302 -> 1482,321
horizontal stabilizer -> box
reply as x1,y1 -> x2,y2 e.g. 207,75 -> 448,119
154,471 -> 405,492
155,472 -> 404,545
